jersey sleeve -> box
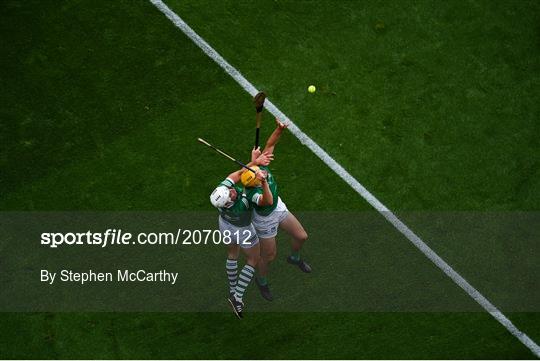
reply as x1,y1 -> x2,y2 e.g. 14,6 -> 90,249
246,187 -> 263,206
219,177 -> 235,188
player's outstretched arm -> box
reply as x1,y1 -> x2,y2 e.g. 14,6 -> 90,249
263,118 -> 287,155
226,148 -> 273,183
256,171 -> 273,206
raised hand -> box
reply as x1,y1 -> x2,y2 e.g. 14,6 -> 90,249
251,146 -> 262,163
255,170 -> 268,182
255,151 -> 274,166
275,118 -> 288,130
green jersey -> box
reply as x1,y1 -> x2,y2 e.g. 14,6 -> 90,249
217,178 -> 252,227
246,166 -> 279,216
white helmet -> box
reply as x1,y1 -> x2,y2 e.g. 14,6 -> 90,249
210,186 -> 233,208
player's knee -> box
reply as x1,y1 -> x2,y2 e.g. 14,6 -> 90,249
297,231 -> 308,243
263,249 -> 277,262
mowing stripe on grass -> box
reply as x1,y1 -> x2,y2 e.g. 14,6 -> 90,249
149,0 -> 540,357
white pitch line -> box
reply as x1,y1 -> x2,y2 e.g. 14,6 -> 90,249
149,0 -> 540,357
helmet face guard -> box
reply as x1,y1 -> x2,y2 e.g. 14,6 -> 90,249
223,194 -> 234,208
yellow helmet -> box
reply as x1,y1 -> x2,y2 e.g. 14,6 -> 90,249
241,166 -> 261,187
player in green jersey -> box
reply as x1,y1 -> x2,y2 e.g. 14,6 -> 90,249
244,118 -> 312,301
210,147 -> 274,318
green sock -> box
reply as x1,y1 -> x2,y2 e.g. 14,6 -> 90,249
258,276 -> 268,286
290,250 -> 300,261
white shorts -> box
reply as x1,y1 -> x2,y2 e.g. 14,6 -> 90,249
251,197 -> 289,239
218,216 -> 259,249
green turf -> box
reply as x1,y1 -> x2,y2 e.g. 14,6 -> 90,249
167,0 -> 540,211
0,0 -> 539,358
1,313 -> 539,359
